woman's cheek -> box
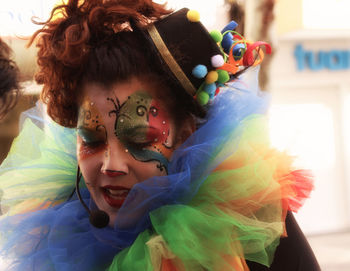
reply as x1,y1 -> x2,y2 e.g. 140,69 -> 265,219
77,140 -> 105,188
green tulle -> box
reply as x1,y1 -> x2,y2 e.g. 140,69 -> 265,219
107,230 -> 154,271
0,117 -> 79,215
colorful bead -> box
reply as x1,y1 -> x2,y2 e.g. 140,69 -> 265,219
211,54 -> 225,68
216,69 -> 230,83
210,30 -> 223,43
205,71 -> 219,84
204,83 -> 217,96
186,10 -> 200,22
192,64 -> 208,79
197,91 -> 209,105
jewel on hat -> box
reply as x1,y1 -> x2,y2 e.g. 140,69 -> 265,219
205,71 -> 219,84
210,30 -> 223,43
216,69 -> 230,84
211,54 -> 225,68
192,64 -> 208,79
197,91 -> 209,106
186,10 -> 200,22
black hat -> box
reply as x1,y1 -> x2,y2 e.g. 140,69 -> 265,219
146,8 -> 223,97
146,8 -> 271,105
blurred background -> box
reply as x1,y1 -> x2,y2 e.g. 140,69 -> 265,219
1,0 -> 350,270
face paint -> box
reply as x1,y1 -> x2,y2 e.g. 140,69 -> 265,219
77,99 -> 107,159
108,92 -> 172,172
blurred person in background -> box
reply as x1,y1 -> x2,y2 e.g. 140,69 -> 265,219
0,38 -> 20,120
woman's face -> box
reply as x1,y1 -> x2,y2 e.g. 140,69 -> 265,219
77,77 -> 178,226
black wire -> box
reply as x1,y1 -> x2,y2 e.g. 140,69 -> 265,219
75,166 -> 91,214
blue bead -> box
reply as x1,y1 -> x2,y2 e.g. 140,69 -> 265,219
192,65 -> 208,79
221,21 -> 238,33
204,83 -> 216,96
232,43 -> 245,59
221,33 -> 233,54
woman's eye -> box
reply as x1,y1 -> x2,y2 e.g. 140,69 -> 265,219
82,140 -> 105,148
127,141 -> 152,150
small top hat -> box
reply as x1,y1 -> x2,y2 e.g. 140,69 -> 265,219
147,8 -> 222,98
146,8 -> 271,105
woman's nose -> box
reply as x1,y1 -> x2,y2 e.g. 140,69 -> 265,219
101,141 -> 129,175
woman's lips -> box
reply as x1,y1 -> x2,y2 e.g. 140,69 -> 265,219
102,185 -> 130,208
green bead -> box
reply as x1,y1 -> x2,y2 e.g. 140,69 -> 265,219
197,91 -> 210,105
216,69 -> 230,83
210,30 -> 223,43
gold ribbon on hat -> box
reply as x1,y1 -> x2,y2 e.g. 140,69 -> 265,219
147,24 -> 197,96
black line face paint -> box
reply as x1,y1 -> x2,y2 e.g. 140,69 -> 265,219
107,92 -> 173,172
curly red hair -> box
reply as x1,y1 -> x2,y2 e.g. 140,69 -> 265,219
29,0 -> 172,127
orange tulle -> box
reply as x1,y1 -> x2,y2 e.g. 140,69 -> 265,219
161,259 -> 178,271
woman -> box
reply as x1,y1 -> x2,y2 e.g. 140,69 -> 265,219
0,0 -> 319,270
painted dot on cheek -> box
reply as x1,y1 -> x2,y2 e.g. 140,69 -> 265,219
125,149 -> 129,153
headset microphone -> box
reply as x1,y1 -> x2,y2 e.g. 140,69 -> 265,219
76,167 -> 110,228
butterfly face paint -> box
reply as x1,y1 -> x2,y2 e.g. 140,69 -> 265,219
108,92 -> 173,173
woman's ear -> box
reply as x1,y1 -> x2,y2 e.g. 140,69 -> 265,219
174,115 -> 196,148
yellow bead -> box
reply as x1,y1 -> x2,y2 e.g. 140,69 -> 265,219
187,10 -> 200,22
205,71 -> 219,84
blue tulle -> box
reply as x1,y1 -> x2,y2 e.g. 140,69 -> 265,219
0,67 -> 269,270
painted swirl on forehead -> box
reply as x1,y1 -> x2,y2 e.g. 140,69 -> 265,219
107,91 -> 173,173
77,99 -> 107,160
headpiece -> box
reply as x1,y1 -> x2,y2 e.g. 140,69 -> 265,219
146,8 -> 272,105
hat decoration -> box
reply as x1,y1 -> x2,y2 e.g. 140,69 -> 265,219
147,8 -> 272,106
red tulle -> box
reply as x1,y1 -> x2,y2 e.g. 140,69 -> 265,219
287,170 -> 314,212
